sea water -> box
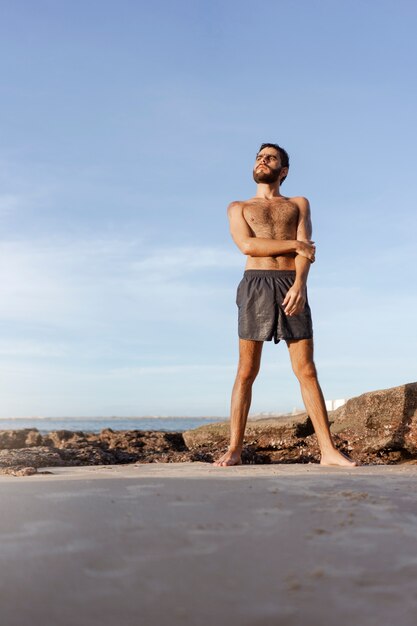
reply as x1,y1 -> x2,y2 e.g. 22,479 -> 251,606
0,416 -> 223,434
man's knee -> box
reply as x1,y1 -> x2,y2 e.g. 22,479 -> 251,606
236,363 -> 260,384
292,360 -> 317,382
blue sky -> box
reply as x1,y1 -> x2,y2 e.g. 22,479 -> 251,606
0,0 -> 416,417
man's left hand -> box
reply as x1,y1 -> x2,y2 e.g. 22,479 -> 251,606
282,284 -> 306,316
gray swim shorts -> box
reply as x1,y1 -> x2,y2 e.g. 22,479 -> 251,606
236,269 -> 313,344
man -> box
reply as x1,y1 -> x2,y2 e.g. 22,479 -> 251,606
213,142 -> 356,467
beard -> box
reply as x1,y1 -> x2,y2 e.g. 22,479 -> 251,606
253,165 -> 282,184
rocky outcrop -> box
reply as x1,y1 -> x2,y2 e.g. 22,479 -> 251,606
0,429 -> 43,449
1,383 -> 416,474
0,428 -> 199,474
183,382 -> 417,465
182,413 -> 319,464
329,382 -> 417,461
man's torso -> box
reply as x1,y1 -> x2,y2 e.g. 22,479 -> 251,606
241,196 -> 299,270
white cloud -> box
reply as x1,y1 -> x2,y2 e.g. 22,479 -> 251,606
0,237 -> 239,325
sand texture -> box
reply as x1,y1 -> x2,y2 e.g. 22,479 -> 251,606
1,462 -> 417,625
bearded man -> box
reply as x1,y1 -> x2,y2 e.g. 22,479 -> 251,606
213,142 -> 356,467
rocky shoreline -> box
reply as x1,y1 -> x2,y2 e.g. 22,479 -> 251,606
1,382 -> 416,476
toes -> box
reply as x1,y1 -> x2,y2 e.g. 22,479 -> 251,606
213,453 -> 242,466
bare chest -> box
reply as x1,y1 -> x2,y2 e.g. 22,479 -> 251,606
243,200 -> 299,239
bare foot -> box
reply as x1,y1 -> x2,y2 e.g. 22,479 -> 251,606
320,447 -> 358,467
213,448 -> 242,466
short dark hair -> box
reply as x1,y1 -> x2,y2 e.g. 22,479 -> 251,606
257,142 -> 290,185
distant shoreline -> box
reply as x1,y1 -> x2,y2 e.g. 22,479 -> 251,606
0,416 -> 224,421
0,413 -> 298,421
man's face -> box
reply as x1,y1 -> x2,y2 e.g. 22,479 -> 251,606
253,148 -> 283,184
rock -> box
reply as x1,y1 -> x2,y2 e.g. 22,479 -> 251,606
0,466 -> 38,476
97,429 -> 183,453
0,429 -> 42,449
183,414 -> 314,449
0,447 -> 64,468
329,381 -> 417,461
42,430 -> 89,448
184,382 -> 417,464
182,414 -> 320,462
56,446 -> 118,466
0,429 -> 193,472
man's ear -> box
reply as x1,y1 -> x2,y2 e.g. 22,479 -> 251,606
279,167 -> 289,182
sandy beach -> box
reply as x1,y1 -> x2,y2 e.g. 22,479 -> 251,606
0,463 -> 416,626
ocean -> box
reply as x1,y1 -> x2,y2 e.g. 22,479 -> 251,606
0,417 -> 225,434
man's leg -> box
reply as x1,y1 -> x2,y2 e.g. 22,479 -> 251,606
213,339 -> 263,466
286,338 -> 356,466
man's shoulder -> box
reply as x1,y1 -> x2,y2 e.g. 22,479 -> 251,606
288,195 -> 310,204
288,196 -> 311,212
226,200 -> 244,216
227,196 -> 259,210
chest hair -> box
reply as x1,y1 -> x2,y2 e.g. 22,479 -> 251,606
243,200 -> 299,239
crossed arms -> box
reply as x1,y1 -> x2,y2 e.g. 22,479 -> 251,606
227,197 -> 315,316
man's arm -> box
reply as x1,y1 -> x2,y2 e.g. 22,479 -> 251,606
227,201 -> 315,261
282,197 -> 314,316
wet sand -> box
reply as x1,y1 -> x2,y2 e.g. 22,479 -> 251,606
1,462 -> 417,626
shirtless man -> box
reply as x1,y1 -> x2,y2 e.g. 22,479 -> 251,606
213,142 -> 356,467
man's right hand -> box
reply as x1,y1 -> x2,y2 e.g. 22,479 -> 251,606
296,240 -> 316,263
